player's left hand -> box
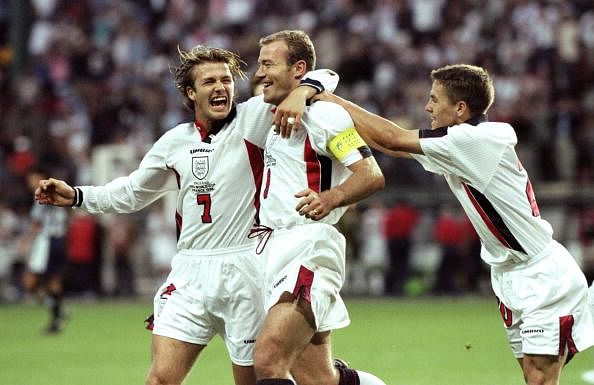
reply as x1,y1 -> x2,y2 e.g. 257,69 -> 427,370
274,87 -> 309,138
295,188 -> 330,220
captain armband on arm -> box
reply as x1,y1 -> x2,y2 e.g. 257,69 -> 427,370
71,187 -> 84,208
327,127 -> 372,164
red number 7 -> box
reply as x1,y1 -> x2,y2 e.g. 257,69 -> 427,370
197,194 -> 212,223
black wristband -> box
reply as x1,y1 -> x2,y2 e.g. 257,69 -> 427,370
71,187 -> 83,207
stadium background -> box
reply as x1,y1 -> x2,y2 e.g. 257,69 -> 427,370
1,1 -> 594,384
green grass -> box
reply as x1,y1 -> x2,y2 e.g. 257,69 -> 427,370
1,297 -> 592,385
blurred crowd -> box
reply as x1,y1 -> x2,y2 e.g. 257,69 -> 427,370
1,0 -> 594,299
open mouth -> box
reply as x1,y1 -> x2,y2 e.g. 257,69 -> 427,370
210,95 -> 228,110
262,81 -> 273,90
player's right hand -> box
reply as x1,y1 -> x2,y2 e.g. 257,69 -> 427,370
35,178 -> 76,207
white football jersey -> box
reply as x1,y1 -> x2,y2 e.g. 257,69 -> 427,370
79,95 -> 273,250
259,101 -> 365,228
412,116 -> 554,267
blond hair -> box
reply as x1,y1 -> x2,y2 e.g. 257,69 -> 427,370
259,30 -> 316,71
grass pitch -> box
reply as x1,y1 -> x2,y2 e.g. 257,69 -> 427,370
1,297 -> 592,385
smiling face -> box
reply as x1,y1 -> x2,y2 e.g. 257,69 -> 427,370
186,62 -> 235,126
424,81 -> 461,129
255,40 -> 302,106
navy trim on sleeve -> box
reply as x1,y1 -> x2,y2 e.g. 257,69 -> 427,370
299,78 -> 324,93
419,114 -> 488,139
419,127 -> 448,138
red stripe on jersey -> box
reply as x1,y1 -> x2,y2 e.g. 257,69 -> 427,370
292,265 -> 314,303
244,139 -> 265,224
194,121 -> 208,141
462,183 -> 512,248
304,136 -> 321,192
559,315 -> 578,358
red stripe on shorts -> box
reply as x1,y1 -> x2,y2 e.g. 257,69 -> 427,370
559,315 -> 578,357
293,265 -> 314,303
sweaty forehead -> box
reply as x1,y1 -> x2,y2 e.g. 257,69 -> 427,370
193,62 -> 233,81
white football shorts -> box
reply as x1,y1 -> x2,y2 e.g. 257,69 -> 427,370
491,240 -> 594,359
262,223 -> 350,332
152,244 -> 264,366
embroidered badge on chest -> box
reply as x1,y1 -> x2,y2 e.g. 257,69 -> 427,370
192,156 -> 209,180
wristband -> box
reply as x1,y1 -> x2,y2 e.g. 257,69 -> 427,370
70,187 -> 83,207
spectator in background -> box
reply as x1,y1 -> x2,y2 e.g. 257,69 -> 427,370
459,214 -> 485,293
432,205 -> 464,295
17,168 -> 69,333
358,200 -> 388,296
383,198 -> 418,296
65,211 -> 103,297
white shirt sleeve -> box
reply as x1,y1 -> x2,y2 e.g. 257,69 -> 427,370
418,122 -> 515,191
237,95 -> 275,148
78,133 -> 178,214
301,69 -> 340,93
306,101 -> 364,167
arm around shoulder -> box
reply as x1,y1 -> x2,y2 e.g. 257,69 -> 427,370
314,91 -> 423,155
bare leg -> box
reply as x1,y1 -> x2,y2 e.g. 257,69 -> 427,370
254,292 -> 316,380
232,364 -> 257,385
517,353 -> 566,385
291,331 -> 338,385
146,335 -> 204,385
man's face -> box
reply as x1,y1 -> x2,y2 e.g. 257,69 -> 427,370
424,81 -> 459,129
255,40 -> 299,105
187,62 -> 235,124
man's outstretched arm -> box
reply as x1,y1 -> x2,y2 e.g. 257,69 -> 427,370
315,91 -> 423,155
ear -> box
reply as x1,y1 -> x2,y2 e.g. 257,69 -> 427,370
456,100 -> 471,120
293,60 -> 307,79
186,86 -> 196,102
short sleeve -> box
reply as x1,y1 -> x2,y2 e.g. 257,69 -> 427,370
306,101 -> 367,167
419,122 -> 515,191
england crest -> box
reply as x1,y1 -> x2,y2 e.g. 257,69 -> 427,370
192,156 -> 209,180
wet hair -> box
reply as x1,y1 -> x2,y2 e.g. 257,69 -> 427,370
259,30 -> 316,71
430,64 -> 495,116
171,45 -> 246,111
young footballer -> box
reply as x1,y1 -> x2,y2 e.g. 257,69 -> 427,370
316,63 -> 594,385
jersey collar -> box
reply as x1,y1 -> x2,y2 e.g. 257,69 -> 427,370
194,105 -> 238,143
419,114 -> 488,138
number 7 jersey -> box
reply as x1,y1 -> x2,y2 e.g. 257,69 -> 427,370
77,95 -> 273,250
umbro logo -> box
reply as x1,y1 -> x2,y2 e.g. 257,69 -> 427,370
273,275 -> 287,288
190,148 -> 213,154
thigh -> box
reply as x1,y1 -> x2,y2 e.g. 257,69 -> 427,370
254,297 -> 316,377
146,335 -> 204,385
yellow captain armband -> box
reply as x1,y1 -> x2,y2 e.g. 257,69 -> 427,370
328,127 -> 368,161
